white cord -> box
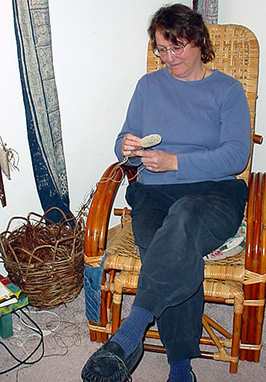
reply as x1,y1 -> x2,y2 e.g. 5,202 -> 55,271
18,308 -> 60,337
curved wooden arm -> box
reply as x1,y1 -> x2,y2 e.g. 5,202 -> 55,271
241,172 -> 266,361
84,163 -> 136,260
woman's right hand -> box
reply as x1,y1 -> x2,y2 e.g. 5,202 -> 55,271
122,133 -> 142,157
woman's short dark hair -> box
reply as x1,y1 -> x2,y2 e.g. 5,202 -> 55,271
148,3 -> 215,63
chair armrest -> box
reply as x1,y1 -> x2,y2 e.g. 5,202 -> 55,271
84,162 -> 136,261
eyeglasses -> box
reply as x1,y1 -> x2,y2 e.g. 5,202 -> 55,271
153,41 -> 190,57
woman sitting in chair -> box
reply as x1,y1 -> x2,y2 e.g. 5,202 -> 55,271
82,3 -> 250,382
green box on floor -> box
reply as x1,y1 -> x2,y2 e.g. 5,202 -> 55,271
0,312 -> 13,338
0,294 -> 29,338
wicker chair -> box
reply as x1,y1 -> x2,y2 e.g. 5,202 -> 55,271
84,24 -> 266,373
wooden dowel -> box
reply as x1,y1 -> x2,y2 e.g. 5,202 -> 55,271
200,351 -> 216,360
253,134 -> 263,145
203,314 -> 231,339
144,343 -> 165,353
114,207 -> 131,216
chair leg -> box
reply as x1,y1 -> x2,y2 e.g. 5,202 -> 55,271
112,291 -> 122,333
89,327 -> 108,343
89,327 -> 98,342
229,307 -> 242,373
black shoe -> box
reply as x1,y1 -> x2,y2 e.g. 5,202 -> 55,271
81,339 -> 144,382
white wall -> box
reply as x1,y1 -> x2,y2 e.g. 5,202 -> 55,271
0,0 -> 188,236
0,0 -> 265,237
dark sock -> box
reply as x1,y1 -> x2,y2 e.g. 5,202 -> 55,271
168,359 -> 192,382
110,305 -> 153,357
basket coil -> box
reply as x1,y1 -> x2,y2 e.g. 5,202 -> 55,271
0,208 -> 84,308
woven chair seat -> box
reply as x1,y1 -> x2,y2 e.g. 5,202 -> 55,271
104,253 -> 141,272
106,221 -> 139,258
113,270 -> 244,302
105,219 -> 246,283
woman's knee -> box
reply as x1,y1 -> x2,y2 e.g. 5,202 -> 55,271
168,195 -> 202,226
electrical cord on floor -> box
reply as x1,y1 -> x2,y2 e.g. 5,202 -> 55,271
17,308 -> 60,336
0,308 -> 44,375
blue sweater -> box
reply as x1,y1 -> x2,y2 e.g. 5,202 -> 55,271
114,68 -> 250,184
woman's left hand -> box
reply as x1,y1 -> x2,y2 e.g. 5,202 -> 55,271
134,149 -> 178,172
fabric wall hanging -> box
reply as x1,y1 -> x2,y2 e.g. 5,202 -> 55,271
12,0 -> 73,223
193,0 -> 218,24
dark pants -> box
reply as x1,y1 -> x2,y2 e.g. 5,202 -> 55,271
125,179 -> 247,362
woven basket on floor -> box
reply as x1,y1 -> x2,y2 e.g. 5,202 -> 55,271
0,208 -> 84,308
